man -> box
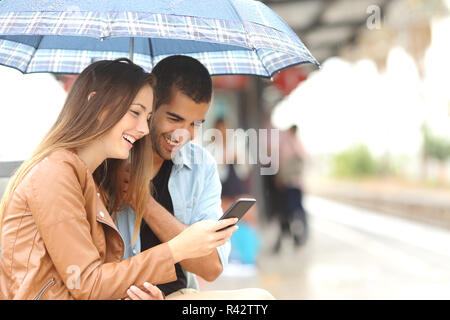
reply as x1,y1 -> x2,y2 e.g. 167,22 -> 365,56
115,55 -> 229,297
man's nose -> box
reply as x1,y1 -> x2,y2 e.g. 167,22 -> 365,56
174,122 -> 194,140
184,124 -> 196,141
172,126 -> 192,144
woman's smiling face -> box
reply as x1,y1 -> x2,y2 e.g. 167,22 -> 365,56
101,84 -> 153,159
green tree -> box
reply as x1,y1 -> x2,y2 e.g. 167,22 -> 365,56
332,144 -> 378,178
422,125 -> 450,162
421,124 -> 450,184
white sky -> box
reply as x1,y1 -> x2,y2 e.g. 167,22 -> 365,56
0,68 -> 66,161
272,17 -> 450,158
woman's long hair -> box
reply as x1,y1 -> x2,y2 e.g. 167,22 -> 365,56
0,58 -> 154,244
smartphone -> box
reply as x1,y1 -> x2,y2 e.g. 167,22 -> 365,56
217,198 -> 256,231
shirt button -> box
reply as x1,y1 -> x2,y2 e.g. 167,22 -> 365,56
132,249 -> 137,255
98,211 -> 105,218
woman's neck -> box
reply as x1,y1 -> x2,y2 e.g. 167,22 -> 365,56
76,143 -> 106,173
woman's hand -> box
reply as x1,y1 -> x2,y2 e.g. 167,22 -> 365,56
168,218 -> 238,263
125,282 -> 165,300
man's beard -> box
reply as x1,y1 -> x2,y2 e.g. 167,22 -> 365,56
150,126 -> 174,161
150,126 -> 165,159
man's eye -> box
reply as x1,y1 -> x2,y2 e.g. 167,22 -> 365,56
169,117 -> 180,122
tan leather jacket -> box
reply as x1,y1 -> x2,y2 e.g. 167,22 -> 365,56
0,149 -> 176,300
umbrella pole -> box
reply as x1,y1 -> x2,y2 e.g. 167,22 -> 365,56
129,37 -> 134,62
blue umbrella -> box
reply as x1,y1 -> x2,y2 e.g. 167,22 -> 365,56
0,0 -> 318,77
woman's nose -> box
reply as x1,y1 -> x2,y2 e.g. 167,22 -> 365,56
137,117 -> 150,136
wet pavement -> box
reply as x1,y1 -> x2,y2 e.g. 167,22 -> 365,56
199,195 -> 450,299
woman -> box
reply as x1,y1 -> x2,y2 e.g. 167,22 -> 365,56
0,58 -> 238,300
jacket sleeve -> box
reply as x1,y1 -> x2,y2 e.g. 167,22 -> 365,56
28,158 -> 177,300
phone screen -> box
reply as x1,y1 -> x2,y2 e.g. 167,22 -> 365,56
217,198 -> 256,231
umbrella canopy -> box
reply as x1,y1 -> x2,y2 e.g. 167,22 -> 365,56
0,0 -> 318,77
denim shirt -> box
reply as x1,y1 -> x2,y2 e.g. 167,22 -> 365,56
115,142 -> 231,289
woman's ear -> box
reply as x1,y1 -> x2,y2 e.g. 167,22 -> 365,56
87,91 -> 96,101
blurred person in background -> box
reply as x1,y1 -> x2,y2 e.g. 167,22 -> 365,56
214,118 -> 262,268
273,124 -> 308,253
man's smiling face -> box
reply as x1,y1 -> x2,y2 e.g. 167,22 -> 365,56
150,87 -> 209,161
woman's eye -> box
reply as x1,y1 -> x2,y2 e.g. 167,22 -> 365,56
130,110 -> 140,116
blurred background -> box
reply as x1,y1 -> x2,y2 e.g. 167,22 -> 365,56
1,0 -> 450,299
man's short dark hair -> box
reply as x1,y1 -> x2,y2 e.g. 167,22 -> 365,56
151,55 -> 212,110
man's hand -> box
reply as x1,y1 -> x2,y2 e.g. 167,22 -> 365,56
117,161 -> 131,200
117,161 -> 142,209
125,282 -> 165,300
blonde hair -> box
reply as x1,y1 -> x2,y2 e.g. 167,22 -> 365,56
0,58 -> 154,244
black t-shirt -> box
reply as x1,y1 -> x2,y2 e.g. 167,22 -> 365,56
140,160 -> 187,296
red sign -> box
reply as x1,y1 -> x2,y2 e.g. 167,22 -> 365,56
212,75 -> 249,90
61,74 -> 78,92
272,67 -> 307,95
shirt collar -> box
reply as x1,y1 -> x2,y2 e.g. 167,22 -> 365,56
172,143 -> 193,171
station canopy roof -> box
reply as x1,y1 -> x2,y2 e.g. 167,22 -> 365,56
262,0 -> 389,68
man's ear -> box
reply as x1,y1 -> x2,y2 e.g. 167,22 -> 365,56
87,91 -> 96,101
